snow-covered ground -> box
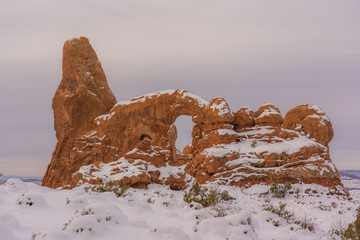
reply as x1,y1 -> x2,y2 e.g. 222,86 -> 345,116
341,176 -> 360,190
0,180 -> 359,240
0,175 -> 42,185
340,170 -> 360,190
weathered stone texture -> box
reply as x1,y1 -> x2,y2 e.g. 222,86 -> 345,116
42,37 -> 344,193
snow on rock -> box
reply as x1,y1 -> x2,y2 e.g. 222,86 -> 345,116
112,89 -> 208,109
254,104 -> 283,127
256,108 -> 280,119
283,104 -> 333,146
95,112 -> 115,124
232,107 -> 255,130
73,124 -> 340,191
44,37 -> 342,194
185,125 -> 341,188
180,91 -> 208,108
131,90 -> 179,103
209,98 -> 231,117
76,157 -> 191,189
211,129 -> 320,156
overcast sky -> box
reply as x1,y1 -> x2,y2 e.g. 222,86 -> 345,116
1,0 -> 359,176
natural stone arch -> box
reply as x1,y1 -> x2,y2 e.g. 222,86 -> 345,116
96,89 -> 209,163
43,37 -> 342,192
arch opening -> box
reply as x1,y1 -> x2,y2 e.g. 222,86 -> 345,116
173,115 -> 195,153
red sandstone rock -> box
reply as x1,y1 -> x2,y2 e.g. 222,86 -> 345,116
42,37 -> 344,193
167,124 -> 178,165
206,98 -> 234,124
232,107 -> 255,130
185,126 -> 342,188
43,37 -> 117,188
53,37 -> 116,140
255,104 -> 283,127
283,104 -> 334,146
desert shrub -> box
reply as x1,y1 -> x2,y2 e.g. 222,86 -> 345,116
294,188 -> 300,199
343,207 -> 360,239
300,216 -> 316,232
272,220 -> 280,227
264,203 -> 294,223
84,181 -> 128,197
317,202 -> 332,211
183,181 -> 235,208
16,194 -> 34,206
270,182 -> 292,198
330,220 -> 346,239
147,197 -> 155,204
264,203 -> 317,232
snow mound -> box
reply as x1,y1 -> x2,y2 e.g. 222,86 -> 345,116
1,179 -> 359,240
16,193 -> 48,208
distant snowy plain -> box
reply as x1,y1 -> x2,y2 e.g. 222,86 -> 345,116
0,179 -> 359,240
340,170 -> 360,190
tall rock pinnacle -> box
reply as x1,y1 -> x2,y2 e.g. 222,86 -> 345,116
43,37 -> 117,188
53,37 -> 117,140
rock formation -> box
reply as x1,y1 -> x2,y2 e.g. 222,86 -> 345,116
254,104 -> 283,127
283,104 -> 334,146
43,37 -> 344,193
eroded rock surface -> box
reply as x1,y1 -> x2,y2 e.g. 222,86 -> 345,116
255,104 -> 283,127
43,37 -> 344,193
283,104 -> 334,146
232,107 -> 255,130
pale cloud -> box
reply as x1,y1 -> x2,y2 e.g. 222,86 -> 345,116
0,0 -> 359,176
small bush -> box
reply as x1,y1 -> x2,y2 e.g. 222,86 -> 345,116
264,203 -> 294,223
343,207 -> 360,239
251,140 -> 257,148
295,188 -> 300,199
330,220 -> 346,239
84,181 -> 128,197
272,220 -> 280,227
300,216 -> 316,232
270,182 -> 292,198
16,194 -> 34,206
317,202 -> 332,211
183,182 -> 235,208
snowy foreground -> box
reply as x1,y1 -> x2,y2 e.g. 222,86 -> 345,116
0,180 -> 359,240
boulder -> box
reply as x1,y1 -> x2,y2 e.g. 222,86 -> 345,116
232,107 -> 255,130
254,104 -> 283,127
283,104 -> 333,146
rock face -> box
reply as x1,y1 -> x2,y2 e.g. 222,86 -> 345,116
43,37 -> 117,188
255,104 -> 283,127
53,37 -> 117,140
232,107 -> 255,130
43,37 -> 344,193
283,104 -> 334,146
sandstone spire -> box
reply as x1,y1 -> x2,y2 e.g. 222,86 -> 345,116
53,37 -> 116,140
43,37 -> 117,188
